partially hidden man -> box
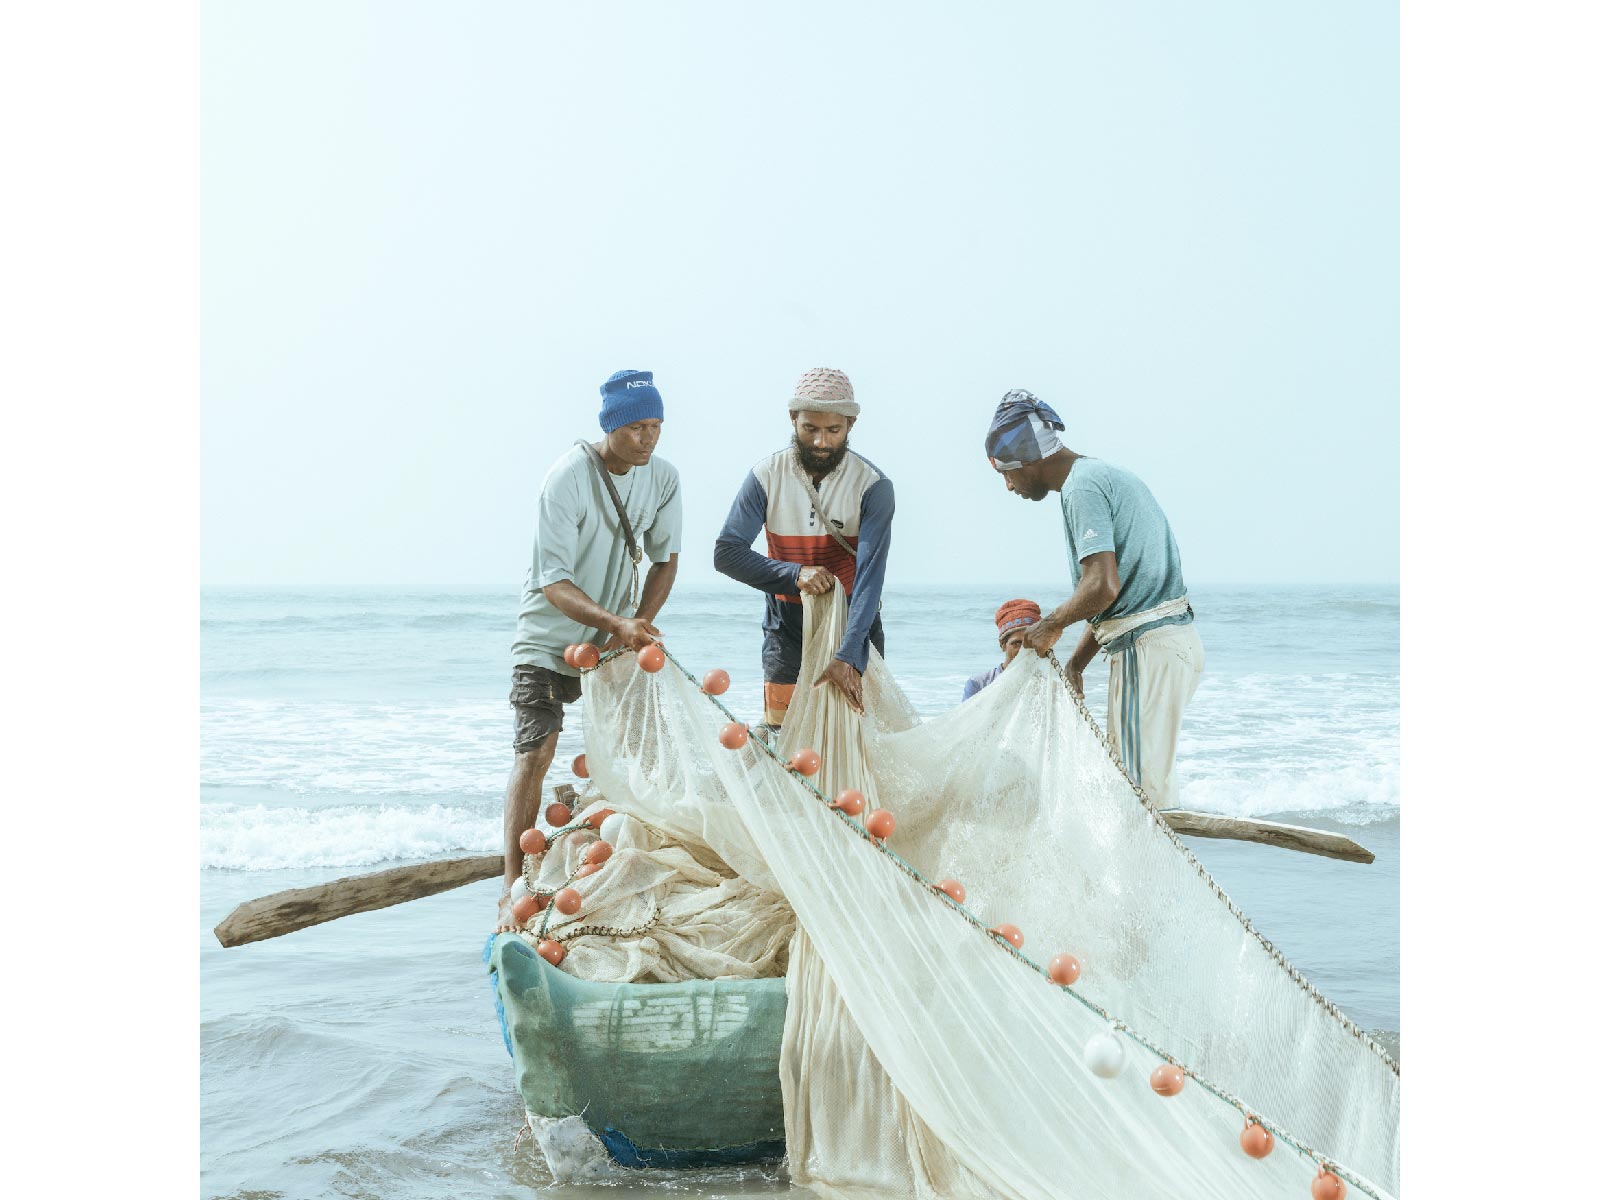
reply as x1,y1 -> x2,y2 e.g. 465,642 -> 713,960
962,598 -> 1043,701
986,389 -> 1203,809
496,370 -> 682,931
714,368 -> 894,731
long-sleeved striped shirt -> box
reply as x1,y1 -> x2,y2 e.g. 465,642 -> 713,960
713,447 -> 894,672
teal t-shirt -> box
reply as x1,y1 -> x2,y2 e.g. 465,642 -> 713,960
1060,459 -> 1188,628
512,445 -> 683,674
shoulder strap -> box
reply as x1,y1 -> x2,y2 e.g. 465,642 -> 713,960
576,441 -> 642,567
789,447 -> 857,558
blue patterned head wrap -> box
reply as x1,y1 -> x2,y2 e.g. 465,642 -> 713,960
985,389 -> 1065,470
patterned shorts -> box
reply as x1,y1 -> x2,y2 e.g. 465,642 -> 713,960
509,664 -> 583,754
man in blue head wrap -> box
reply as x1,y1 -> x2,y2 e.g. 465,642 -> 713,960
984,389 -> 1205,809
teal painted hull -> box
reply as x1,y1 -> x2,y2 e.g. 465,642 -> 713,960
487,933 -> 788,1167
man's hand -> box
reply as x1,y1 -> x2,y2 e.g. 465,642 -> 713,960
1023,617 -> 1066,656
1063,661 -> 1085,697
796,565 -> 837,595
607,616 -> 661,652
814,658 -> 864,713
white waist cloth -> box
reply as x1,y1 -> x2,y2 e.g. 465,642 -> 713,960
1105,622 -> 1204,809
1092,594 -> 1192,646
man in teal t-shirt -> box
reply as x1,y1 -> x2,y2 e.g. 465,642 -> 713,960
983,390 -> 1204,809
496,369 -> 683,932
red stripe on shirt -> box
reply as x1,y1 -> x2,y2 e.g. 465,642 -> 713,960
766,531 -> 858,603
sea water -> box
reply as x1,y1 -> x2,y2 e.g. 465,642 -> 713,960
200,583 -> 1399,1199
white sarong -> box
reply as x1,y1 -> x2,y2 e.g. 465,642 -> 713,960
1102,617 -> 1204,810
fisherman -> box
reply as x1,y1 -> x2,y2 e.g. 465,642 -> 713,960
496,369 -> 682,931
961,599 -> 1043,700
985,390 -> 1203,808
714,367 -> 894,731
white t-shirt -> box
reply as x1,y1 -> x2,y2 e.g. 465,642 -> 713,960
512,444 -> 682,673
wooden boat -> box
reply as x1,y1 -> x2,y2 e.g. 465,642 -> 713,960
485,932 -> 788,1167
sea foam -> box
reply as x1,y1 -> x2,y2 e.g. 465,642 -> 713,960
201,802 -> 499,870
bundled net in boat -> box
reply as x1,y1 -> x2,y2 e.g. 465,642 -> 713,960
527,592 -> 1400,1199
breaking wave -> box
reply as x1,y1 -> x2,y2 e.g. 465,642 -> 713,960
201,802 -> 500,870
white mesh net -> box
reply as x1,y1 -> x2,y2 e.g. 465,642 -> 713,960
535,592 -> 1399,1198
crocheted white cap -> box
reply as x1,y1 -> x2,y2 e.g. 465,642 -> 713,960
788,367 -> 859,418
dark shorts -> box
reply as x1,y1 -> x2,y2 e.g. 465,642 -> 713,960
510,664 -> 583,754
760,610 -> 885,685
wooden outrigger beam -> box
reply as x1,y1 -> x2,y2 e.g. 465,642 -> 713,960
1159,810 -> 1375,864
213,791 -> 1373,948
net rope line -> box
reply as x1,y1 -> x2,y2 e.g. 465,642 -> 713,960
552,641 -> 1388,1199
1053,650 -> 1399,1077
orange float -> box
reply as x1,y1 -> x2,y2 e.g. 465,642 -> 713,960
830,789 -> 865,816
788,747 -> 821,776
537,939 -> 566,966
1047,953 -> 1081,986
583,841 -> 613,866
1310,1169 -> 1346,1200
864,809 -> 896,839
563,645 -> 579,667
936,879 -> 966,903
572,754 -> 589,779
637,643 -> 666,672
990,923 -> 1024,950
719,722 -> 750,750
510,895 -> 539,924
1240,1121 -> 1275,1159
701,668 -> 730,695
545,802 -> 572,827
582,807 -> 614,830
553,887 -> 582,915
575,863 -> 601,879
518,828 -> 547,856
572,643 -> 599,670
1150,1064 -> 1185,1097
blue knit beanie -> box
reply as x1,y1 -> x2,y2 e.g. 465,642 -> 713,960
598,369 -> 665,433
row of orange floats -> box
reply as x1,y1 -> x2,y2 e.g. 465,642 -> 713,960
511,784 -> 618,967
556,645 -> 1352,1198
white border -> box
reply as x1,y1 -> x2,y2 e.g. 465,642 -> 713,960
1402,0 -> 1597,1189
2,0 -> 198,1185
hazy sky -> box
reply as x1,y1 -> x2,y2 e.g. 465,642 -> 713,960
202,1 -> 1396,588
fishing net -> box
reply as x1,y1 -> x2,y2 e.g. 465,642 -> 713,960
516,801 -> 793,983
532,592 -> 1400,1199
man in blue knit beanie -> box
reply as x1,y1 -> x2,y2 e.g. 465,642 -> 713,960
497,369 -> 682,931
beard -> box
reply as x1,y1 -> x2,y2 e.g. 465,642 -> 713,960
793,433 -> 849,477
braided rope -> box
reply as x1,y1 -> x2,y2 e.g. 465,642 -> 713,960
1051,653 -> 1400,1077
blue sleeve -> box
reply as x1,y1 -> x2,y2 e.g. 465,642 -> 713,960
713,472 -> 803,594
836,477 -> 894,672
961,675 -> 980,702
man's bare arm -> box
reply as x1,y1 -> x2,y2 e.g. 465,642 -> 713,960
1061,625 -> 1100,695
1023,552 -> 1121,655
633,554 -> 678,625
543,579 -> 659,651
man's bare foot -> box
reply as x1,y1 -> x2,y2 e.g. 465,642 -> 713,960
495,886 -> 520,934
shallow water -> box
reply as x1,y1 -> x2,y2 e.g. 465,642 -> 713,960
200,584 -> 1398,1197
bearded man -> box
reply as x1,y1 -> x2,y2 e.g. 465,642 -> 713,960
985,389 -> 1203,809
714,368 -> 894,731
